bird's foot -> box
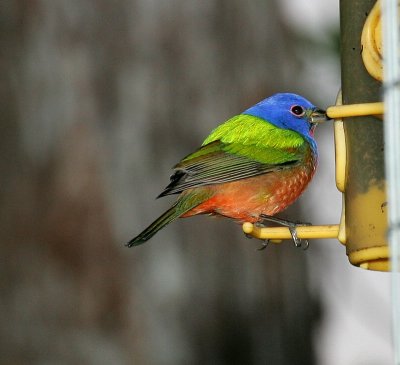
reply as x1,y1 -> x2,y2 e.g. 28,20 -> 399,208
243,225 -> 270,251
288,225 -> 309,250
257,240 -> 270,251
259,214 -> 311,250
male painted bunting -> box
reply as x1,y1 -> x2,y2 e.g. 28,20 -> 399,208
127,93 -> 328,247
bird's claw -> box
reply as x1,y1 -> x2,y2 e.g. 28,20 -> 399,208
257,240 -> 269,251
289,226 -> 301,247
258,214 -> 311,250
302,239 -> 310,250
288,226 -> 309,250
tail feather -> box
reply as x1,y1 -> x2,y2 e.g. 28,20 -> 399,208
127,189 -> 213,247
126,196 -> 197,247
127,204 -> 181,247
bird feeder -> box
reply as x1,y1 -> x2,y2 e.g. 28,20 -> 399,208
243,0 -> 391,272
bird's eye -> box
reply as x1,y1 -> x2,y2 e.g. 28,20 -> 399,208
290,105 -> 305,117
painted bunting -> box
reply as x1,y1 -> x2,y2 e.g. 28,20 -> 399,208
127,93 -> 327,247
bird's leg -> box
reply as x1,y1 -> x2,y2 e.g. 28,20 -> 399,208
259,214 -> 311,250
259,214 -> 311,227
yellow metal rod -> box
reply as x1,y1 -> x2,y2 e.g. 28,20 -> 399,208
242,223 -> 340,241
327,102 -> 384,119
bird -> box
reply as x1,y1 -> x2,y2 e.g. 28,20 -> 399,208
127,93 -> 328,248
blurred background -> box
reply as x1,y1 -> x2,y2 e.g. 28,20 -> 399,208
1,0 -> 393,364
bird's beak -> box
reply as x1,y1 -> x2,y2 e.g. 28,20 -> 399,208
310,108 -> 330,124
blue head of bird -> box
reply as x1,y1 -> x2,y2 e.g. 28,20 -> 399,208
243,93 -> 327,147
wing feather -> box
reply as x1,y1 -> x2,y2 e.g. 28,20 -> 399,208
158,140 -> 305,197
158,115 -> 309,197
